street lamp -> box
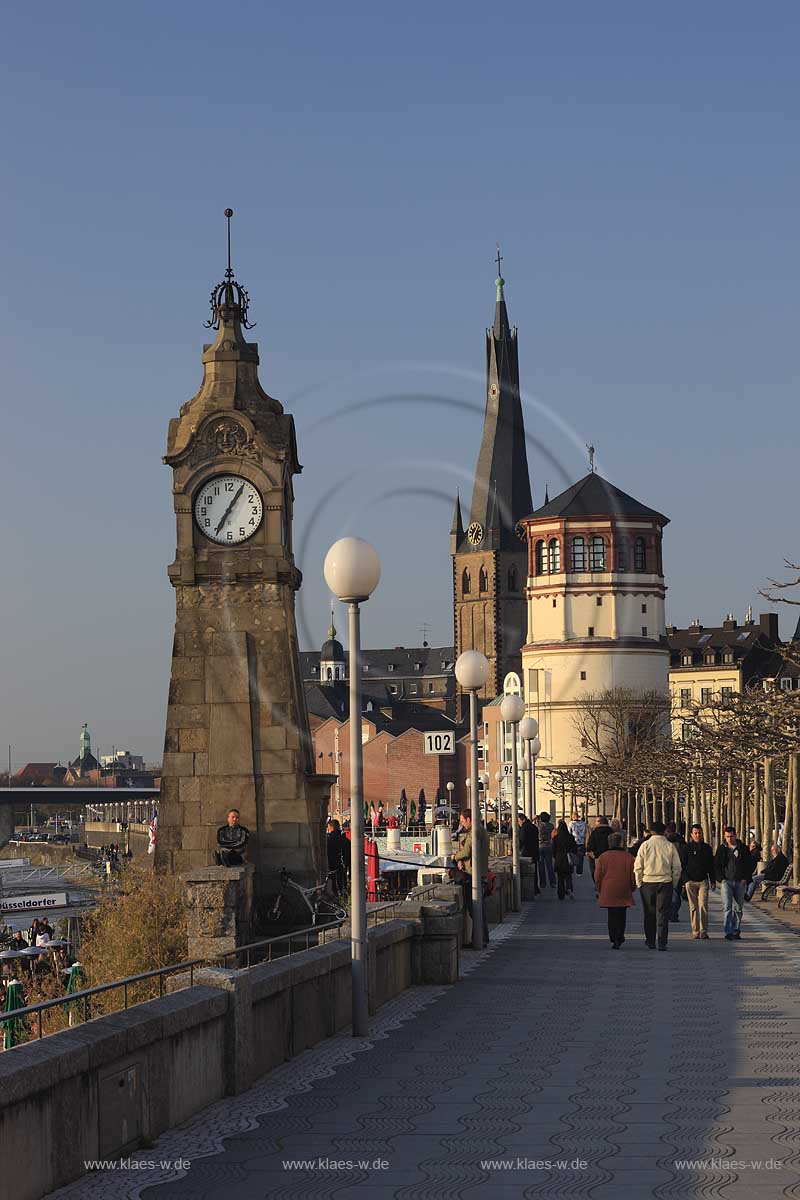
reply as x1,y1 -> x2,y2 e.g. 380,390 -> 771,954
500,693 -> 525,912
455,650 -> 490,950
324,536 -> 381,1038
519,717 -> 539,820
494,769 -> 505,835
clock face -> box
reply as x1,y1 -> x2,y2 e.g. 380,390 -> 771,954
194,474 -> 263,544
467,522 -> 484,546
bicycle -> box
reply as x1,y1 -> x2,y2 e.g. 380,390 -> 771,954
267,869 -> 348,925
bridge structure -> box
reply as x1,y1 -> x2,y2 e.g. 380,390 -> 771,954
0,787 -> 160,850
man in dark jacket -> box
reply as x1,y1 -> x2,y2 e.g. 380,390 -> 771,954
714,827 -> 754,939
746,843 -> 789,901
684,824 -> 716,939
536,812 -> 556,888
586,816 -> 612,879
326,818 -> 349,895
666,821 -> 688,922
517,813 -> 540,896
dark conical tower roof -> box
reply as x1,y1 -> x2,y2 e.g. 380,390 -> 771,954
465,265 -> 533,550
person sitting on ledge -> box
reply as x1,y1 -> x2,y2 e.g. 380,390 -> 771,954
215,808 -> 250,866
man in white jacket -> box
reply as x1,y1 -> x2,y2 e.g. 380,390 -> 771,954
634,821 -> 683,951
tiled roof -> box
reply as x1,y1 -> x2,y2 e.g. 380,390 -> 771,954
526,473 -> 667,523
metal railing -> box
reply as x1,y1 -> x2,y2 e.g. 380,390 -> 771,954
0,883 -> 453,1047
0,918 -> 346,1045
365,881 -> 447,926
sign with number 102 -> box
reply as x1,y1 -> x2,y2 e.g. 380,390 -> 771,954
423,731 -> 455,756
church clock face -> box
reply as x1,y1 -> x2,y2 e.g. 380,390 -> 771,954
467,521 -> 484,546
194,474 -> 263,544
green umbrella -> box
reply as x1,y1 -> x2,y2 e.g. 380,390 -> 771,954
64,962 -> 86,1027
3,979 -> 27,1050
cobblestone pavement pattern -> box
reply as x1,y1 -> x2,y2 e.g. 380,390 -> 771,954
52,873 -> 800,1200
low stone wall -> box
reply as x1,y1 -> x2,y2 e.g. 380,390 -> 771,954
0,901 -> 462,1200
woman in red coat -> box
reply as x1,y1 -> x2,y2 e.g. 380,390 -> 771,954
594,832 -> 637,949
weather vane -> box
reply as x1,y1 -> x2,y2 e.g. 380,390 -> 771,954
586,443 -> 596,473
205,207 -> 255,330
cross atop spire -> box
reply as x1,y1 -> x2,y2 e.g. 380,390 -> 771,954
586,443 -> 596,473
495,243 -> 503,277
225,207 -> 234,279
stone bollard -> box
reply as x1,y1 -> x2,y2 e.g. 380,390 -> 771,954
182,864 -> 254,960
520,858 -> 538,901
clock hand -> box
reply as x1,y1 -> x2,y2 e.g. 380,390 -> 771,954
214,483 -> 246,535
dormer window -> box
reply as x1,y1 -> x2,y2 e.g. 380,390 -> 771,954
414,661 -> 422,671
387,663 -> 395,672
723,649 -> 734,664
682,652 -> 693,666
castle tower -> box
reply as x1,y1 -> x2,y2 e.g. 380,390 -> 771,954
319,615 -> 346,682
155,214 -> 331,895
452,262 -> 533,710
520,471 -> 670,768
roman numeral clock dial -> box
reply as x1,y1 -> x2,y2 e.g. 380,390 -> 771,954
194,474 -> 264,544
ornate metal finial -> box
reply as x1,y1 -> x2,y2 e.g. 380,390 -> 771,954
586,443 -> 596,473
205,207 -> 256,330
495,243 -> 503,277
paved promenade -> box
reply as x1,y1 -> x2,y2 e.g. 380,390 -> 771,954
54,873 -> 800,1199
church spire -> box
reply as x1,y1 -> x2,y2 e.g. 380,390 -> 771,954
466,256 -> 533,549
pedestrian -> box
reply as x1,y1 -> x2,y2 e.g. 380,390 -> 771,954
568,810 -> 587,874
684,823 -> 716,939
452,809 -> 490,945
516,812 -> 541,895
594,832 -> 637,948
28,919 -> 41,946
610,817 -> 626,846
10,930 -> 28,951
552,819 -> 577,900
536,812 -> 556,889
746,843 -> 789,901
326,818 -> 348,895
634,820 -> 683,950
665,821 -> 688,922
714,827 -> 755,940
586,816 -> 613,880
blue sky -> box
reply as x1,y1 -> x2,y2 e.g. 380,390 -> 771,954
1,3 -> 798,763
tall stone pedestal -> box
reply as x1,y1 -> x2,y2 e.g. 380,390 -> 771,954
183,864 -> 254,960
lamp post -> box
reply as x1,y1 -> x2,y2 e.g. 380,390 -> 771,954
501,693 -> 525,911
324,536 -> 381,1038
479,771 -> 490,825
455,650 -> 490,950
519,717 -> 539,820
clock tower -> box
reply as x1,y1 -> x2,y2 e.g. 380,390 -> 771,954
452,262 -> 533,711
155,214 -> 330,898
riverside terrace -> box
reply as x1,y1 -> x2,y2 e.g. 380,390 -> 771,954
4,864 -> 800,1200
0,788 -> 160,850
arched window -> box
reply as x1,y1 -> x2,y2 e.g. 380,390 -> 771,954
548,538 -> 561,573
571,536 -> 586,572
507,565 -> 517,592
479,566 -> 488,592
616,537 -> 628,572
326,667 -> 332,681
535,540 -> 546,575
462,568 -> 471,595
590,536 -> 606,572
634,537 -> 647,571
